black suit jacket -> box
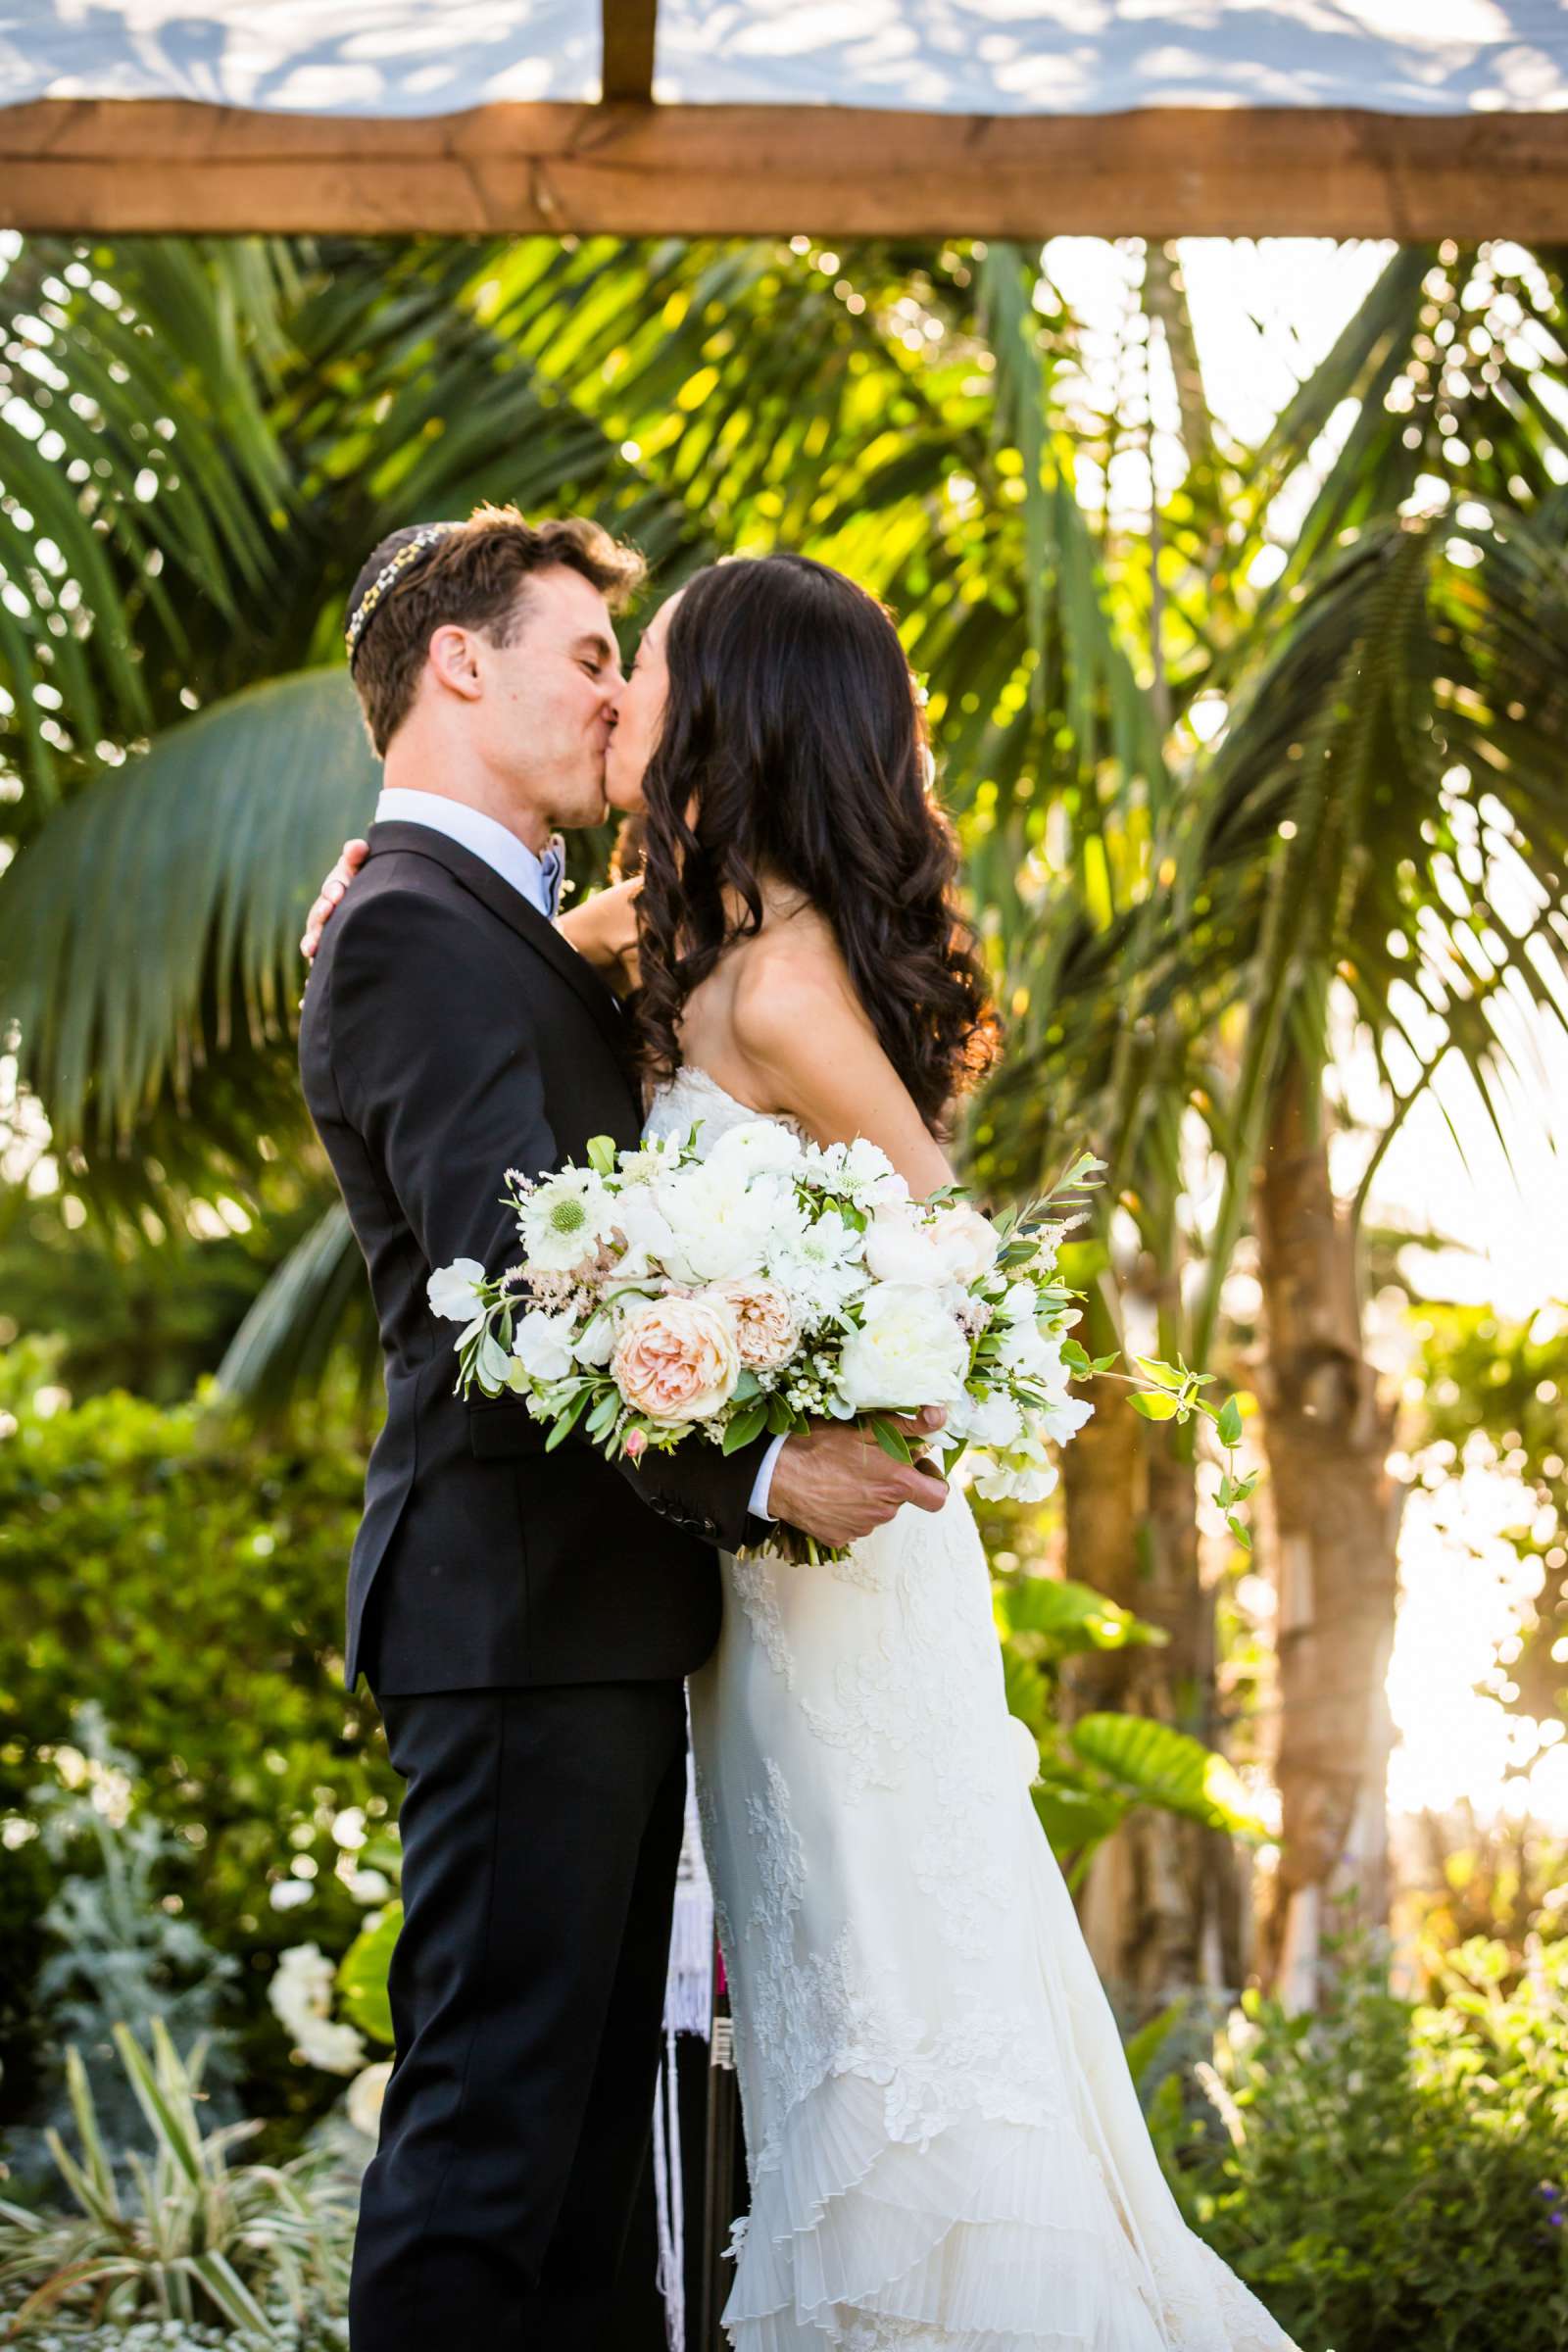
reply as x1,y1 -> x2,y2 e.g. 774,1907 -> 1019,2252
298,820 -> 769,1694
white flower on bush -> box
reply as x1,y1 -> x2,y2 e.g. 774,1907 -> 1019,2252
269,1943 -> 367,2077
518,1166 -> 613,1273
838,1281 -> 970,1411
427,1257 -> 487,1327
347,2058 -> 393,2141
509,1304 -> 578,1385
709,1117 -> 808,1184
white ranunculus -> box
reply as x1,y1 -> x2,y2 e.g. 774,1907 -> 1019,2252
511,1306 -> 577,1385
709,1117 -> 808,1184
837,1282 -> 970,1411
427,1258 -> 488,1323
518,1167 -> 613,1273
863,1204 -> 947,1286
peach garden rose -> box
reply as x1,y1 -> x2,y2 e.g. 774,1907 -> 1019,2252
708,1277 -> 800,1373
612,1295 -> 742,1425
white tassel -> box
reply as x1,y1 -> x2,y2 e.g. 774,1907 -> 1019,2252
653,2025 -> 685,2352
663,1742 -> 714,2039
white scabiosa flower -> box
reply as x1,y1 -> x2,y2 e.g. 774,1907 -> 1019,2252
518,1167 -> 613,1273
767,1207 -> 866,1316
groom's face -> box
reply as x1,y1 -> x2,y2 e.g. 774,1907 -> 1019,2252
604,590 -> 678,814
471,565 -> 625,828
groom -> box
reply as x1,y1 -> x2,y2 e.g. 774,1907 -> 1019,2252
298,505 -> 942,2348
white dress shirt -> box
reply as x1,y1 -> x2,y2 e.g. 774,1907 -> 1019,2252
375,787 -> 784,1524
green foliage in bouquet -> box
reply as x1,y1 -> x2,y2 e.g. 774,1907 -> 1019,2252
1156,1936 -> 1568,2352
0,1353 -> 396,2138
0,2018 -> 354,2344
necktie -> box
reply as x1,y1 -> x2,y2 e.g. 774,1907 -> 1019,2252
539,835 -> 564,921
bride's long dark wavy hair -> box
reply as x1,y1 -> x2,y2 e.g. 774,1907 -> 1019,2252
634,555 -> 1000,1131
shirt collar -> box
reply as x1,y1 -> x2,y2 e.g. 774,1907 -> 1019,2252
374,788 -> 561,920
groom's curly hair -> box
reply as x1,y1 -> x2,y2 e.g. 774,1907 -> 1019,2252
346,503 -> 645,755
634,555 -> 1001,1135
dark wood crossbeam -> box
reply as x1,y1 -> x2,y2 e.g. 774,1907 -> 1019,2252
601,0 -> 658,105
4,99 -> 1566,241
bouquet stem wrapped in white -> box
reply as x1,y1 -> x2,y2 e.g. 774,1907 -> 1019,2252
430,1123 -> 1253,1563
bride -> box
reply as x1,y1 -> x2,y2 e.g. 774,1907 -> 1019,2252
309,552 -> 1298,2351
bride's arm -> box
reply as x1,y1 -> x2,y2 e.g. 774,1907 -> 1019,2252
557,876 -> 642,991
731,956 -> 956,1199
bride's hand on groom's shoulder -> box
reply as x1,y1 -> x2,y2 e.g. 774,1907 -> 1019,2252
769,1408 -> 948,1551
300,838 -> 370,962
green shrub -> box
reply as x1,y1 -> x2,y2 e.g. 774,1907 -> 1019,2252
0,1355 -> 395,2142
1160,1936 -> 1568,2352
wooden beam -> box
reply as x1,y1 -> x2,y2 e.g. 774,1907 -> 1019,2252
601,0 -> 658,106
3,99 -> 1566,241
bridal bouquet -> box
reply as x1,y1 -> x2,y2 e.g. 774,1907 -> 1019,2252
428,1123 -> 1252,1559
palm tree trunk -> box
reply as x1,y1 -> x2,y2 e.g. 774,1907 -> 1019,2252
1253,1056 -> 1400,2004
1065,1285 -> 1228,2015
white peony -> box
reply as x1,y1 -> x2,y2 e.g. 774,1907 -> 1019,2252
518,1167 -> 613,1273
929,1203 -> 1000,1286
427,1258 -> 487,1324
658,1163 -> 798,1284
837,1281 -> 970,1411
511,1305 -> 578,1384
863,1204 -> 947,1286
709,1117 -> 808,1184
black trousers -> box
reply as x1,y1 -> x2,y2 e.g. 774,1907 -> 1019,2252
349,1679 -> 689,2351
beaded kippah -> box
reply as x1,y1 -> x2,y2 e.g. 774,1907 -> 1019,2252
344,522 -> 461,665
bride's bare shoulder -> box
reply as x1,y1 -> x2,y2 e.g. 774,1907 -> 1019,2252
729,908 -> 871,1051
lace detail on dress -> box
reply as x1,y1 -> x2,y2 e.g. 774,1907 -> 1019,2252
661,1062 -> 1299,2352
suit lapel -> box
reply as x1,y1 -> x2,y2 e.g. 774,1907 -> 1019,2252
365,821 -> 638,1096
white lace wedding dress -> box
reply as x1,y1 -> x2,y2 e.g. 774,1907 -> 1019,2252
645,1066 -> 1298,2352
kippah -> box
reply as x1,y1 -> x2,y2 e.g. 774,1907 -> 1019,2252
344,522 -> 461,666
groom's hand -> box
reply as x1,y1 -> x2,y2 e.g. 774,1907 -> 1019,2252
767,1408 -> 948,1549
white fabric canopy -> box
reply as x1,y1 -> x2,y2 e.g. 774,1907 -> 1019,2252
4,0 -> 1565,119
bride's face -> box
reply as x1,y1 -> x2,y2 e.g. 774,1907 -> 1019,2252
605,590 -> 679,812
